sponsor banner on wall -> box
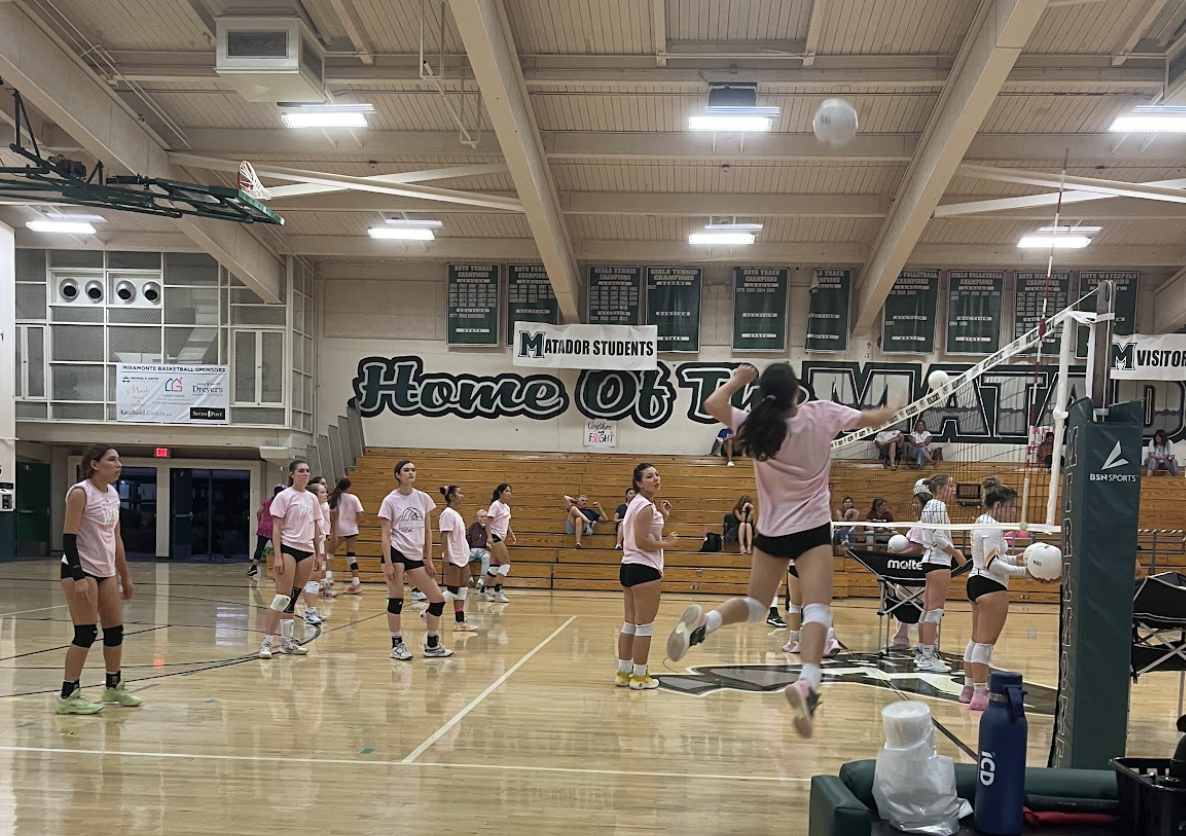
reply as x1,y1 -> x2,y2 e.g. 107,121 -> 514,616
446,263 -> 500,347
505,264 -> 559,345
881,270 -> 938,355
1111,333 -> 1186,380
512,322 -> 658,370
1077,271 -> 1139,360
806,269 -> 851,353
946,271 -> 1003,355
732,267 -> 788,352
646,266 -> 702,353
587,266 -> 643,325
1014,271 -> 1070,351
116,364 -> 229,424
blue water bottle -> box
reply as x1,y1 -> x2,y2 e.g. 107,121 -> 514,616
975,671 -> 1028,835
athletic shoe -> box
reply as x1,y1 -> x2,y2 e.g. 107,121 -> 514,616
482,591 -> 495,603
390,642 -> 413,661
494,592 -> 509,603
629,673 -> 660,690
344,583 -> 362,595
615,545 -> 622,551
453,621 -> 477,633
55,688 -> 103,716
100,683 -> 143,707
782,640 -> 801,654
666,604 -> 705,662
304,611 -> 323,626
246,565 -> 258,577
726,461 -> 735,467
281,639 -> 308,655
766,612 -> 788,628
258,641 -> 274,659
959,684 -> 974,704
615,671 -> 631,687
969,692 -> 989,712
411,590 -> 427,603
784,679 -> 821,739
423,643 -> 454,658
915,655 -> 950,673
321,588 -> 338,599
823,638 -> 844,658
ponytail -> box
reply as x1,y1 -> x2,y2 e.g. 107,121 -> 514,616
440,485 -> 461,505
329,477 -> 350,509
926,473 -> 951,495
982,475 -> 1016,510
735,363 -> 799,462
492,483 -> 511,502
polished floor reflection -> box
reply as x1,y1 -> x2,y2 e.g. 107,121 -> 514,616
0,561 -> 1173,835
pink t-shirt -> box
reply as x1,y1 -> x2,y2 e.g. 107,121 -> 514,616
439,506 -> 468,567
320,501 -> 331,542
335,493 -> 364,537
271,487 -> 321,552
256,498 -> 274,538
487,500 -> 511,539
621,494 -> 664,573
378,489 -> 436,558
731,401 -> 863,537
64,480 -> 119,578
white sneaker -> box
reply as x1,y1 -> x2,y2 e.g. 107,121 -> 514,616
258,641 -> 274,659
915,655 -> 950,673
482,591 -> 495,603
494,591 -> 509,603
411,590 -> 427,603
304,611 -> 322,625
726,461 -> 735,467
823,638 -> 843,658
423,643 -> 454,658
390,642 -> 413,661
281,639 -> 308,655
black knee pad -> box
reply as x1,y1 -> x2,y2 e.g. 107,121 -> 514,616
446,585 -> 460,595
284,588 -> 299,614
102,624 -> 124,647
72,624 -> 98,648
426,600 -> 445,617
387,597 -> 403,614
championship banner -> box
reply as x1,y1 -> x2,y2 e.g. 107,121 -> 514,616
446,263 -> 500,347
946,271 -> 1003,355
1111,333 -> 1186,380
881,270 -> 938,355
1014,271 -> 1070,351
506,264 -> 559,346
732,267 -> 788,352
646,266 -> 702,353
805,269 -> 851,353
587,266 -> 642,325
116,364 -> 229,424
512,322 -> 658,370
1076,271 -> 1138,360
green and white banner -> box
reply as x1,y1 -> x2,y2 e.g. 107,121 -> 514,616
806,269 -> 851,353
946,271 -> 1003,355
587,266 -> 643,325
881,270 -> 938,355
1076,271 -> 1138,360
646,266 -> 702,353
446,263 -> 500,347
732,267 -> 788,352
506,264 -> 559,345
1014,272 -> 1070,351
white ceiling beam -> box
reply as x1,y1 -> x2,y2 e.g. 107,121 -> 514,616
854,0 -> 1051,331
1112,0 -> 1171,65
802,0 -> 826,66
263,163 -> 509,199
169,153 -> 523,211
1154,266 -> 1186,332
664,40 -> 807,59
15,229 -> 198,251
652,0 -> 667,67
940,194 -> 1186,220
446,0 -> 581,322
326,0 -> 376,65
935,177 -> 1186,217
957,163 -> 1186,204
0,4 -> 285,302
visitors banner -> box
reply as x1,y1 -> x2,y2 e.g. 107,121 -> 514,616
446,263 -> 500,347
881,270 -> 938,354
587,266 -> 643,325
805,269 -> 851,353
512,322 -> 658,370
946,271 -> 1003,355
732,267 -> 788,352
1111,333 -> 1186,380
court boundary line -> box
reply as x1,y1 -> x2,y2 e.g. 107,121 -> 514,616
0,744 -> 809,784
402,615 -> 578,764
0,604 -> 67,618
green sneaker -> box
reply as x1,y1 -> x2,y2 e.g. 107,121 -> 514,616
55,688 -> 104,715
100,683 -> 143,708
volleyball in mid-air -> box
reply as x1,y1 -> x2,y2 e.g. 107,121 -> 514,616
812,98 -> 859,147
888,534 -> 910,553
1024,542 -> 1063,581
927,370 -> 950,391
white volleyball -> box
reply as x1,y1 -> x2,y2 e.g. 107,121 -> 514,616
928,370 -> 950,391
888,534 -> 910,553
812,98 -> 859,147
1025,542 -> 1063,581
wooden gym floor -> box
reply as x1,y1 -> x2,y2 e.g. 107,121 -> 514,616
0,561 -> 1173,836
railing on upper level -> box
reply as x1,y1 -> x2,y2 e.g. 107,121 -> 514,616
302,399 -> 366,483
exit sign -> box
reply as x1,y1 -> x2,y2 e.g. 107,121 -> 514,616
154,447 -> 170,459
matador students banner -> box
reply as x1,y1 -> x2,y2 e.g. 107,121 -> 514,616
512,322 -> 658,371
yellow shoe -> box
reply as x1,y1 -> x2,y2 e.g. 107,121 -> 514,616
615,671 -> 631,687
100,683 -> 143,707
629,672 -> 660,691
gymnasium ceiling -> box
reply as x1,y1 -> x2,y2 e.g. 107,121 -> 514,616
3,0 -> 1186,327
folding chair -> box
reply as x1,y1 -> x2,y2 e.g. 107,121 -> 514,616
1132,571 -> 1186,715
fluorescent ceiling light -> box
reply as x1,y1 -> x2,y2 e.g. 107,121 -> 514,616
1037,225 -> 1101,234
283,111 -> 368,129
384,219 -> 443,229
689,231 -> 756,246
703,222 -> 763,231
369,226 -> 435,241
1017,235 -> 1092,249
688,107 -> 779,132
1109,106 -> 1186,133
26,220 -> 96,234
46,212 -> 106,223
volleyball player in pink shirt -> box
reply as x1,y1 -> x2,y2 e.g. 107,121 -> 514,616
667,363 -> 901,737
259,460 -> 322,658
56,445 -> 141,715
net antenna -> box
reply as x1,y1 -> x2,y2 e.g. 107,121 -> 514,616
238,160 -> 271,201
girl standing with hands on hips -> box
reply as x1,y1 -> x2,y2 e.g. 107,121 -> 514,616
666,363 -> 901,737
482,484 -> 516,603
616,463 -> 677,690
57,445 -> 140,715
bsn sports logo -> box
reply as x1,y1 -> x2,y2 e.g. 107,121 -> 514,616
1090,441 -> 1138,482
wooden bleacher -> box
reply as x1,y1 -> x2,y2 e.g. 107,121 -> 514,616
332,448 -> 1186,605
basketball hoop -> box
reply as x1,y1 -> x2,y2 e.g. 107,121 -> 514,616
238,160 -> 271,201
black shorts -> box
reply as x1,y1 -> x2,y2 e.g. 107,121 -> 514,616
491,534 -> 503,544
390,549 -> 426,572
923,559 -> 952,575
754,523 -> 832,562
60,565 -> 112,582
788,562 -> 799,579
967,574 -> 1007,602
281,544 -> 314,563
620,563 -> 662,587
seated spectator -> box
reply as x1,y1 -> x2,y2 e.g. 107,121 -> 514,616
564,494 -> 608,547
723,495 -> 756,555
906,419 -> 935,469
613,488 -> 635,551
864,497 -> 894,546
1036,430 -> 1064,470
833,496 -> 859,545
1146,428 -> 1179,477
711,427 -> 736,467
875,429 -> 903,470
467,509 -> 491,583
